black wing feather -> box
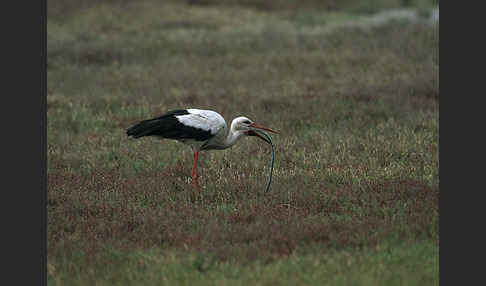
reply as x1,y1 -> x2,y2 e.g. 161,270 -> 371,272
126,109 -> 213,141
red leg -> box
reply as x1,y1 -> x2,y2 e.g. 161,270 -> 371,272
192,151 -> 200,198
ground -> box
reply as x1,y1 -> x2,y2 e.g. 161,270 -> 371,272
47,0 -> 439,284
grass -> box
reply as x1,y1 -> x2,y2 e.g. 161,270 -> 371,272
48,240 -> 438,285
47,0 -> 439,284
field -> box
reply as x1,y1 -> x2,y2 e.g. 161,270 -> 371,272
47,0 -> 439,285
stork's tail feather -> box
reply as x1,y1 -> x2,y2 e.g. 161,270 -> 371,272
126,119 -> 161,138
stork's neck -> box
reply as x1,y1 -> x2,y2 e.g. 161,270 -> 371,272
222,126 -> 245,149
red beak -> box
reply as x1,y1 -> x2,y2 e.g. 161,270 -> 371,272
246,122 -> 278,144
249,122 -> 279,134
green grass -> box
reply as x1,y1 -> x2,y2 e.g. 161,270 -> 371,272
48,0 -> 439,284
48,239 -> 437,285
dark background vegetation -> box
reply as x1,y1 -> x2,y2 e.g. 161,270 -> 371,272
48,0 -> 438,284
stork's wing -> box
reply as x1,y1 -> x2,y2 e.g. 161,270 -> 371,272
126,109 -> 225,142
177,109 -> 226,136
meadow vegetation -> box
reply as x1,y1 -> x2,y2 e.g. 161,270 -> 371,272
47,0 -> 439,284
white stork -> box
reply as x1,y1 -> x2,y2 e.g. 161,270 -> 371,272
126,108 -> 278,198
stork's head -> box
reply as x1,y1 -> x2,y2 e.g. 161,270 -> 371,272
232,116 -> 278,144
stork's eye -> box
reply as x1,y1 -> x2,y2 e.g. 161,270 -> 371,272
243,120 -> 251,124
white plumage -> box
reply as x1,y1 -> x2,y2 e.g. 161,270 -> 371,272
175,109 -> 225,135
